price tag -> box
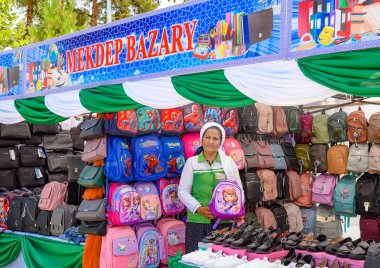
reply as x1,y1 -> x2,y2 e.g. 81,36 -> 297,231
37,148 -> 46,158
35,168 -> 43,179
74,168 -> 78,173
9,149 -> 16,161
364,202 -> 370,212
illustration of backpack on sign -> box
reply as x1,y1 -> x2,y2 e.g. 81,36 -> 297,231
137,107 -> 161,134
222,108 -> 239,136
183,103 -> 204,132
203,106 -> 222,124
160,136 -> 186,178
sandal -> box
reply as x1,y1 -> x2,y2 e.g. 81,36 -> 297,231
308,234 -> 331,252
297,233 -> 314,250
325,237 -> 352,255
281,248 -> 296,266
281,231 -> 303,249
296,255 -> 314,268
336,239 -> 361,258
349,240 -> 373,260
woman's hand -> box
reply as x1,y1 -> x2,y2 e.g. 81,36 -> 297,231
196,206 -> 216,219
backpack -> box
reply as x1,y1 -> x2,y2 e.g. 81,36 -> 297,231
271,106 -> 288,136
255,206 -> 277,230
203,106 -> 222,124
222,108 -> 239,136
253,141 -> 275,169
348,143 -> 369,173
300,205 -> 316,235
160,108 -> 184,135
268,203 -> 289,233
359,215 -> 380,243
281,142 -> 298,171
310,144 -> 328,174
293,173 -> 314,208
256,169 -> 277,201
0,191 -> 14,228
276,171 -> 290,200
157,178 -> 185,215
36,210 -> 52,236
295,144 -> 311,173
328,108 -> 348,143
38,181 -> 68,211
369,144 -> 380,174
7,196 -> 25,231
237,104 -> 258,134
333,174 -> 357,218
136,107 -> 161,135
327,145 -> 349,174
135,223 -> 162,268
99,225 -> 138,268
105,111 -> 138,137
132,135 -> 166,181
107,183 -> 140,225
105,136 -> 133,183
269,144 -> 287,170
255,103 -> 273,134
346,108 -> 367,143
355,173 -> 380,215
242,172 -> 263,203
315,204 -> 342,239
283,106 -> 301,133
312,174 -> 337,206
183,103 -> 204,132
22,195 -> 40,233
160,136 -> 186,178
181,133 -> 201,159
287,170 -> 303,201
368,112 -> 380,143
223,138 -> 245,170
209,180 -> 245,220
238,138 -> 259,170
156,218 -> 186,264
135,182 -> 162,221
284,203 -> 304,233
294,113 -> 314,143
50,204 -> 78,236
311,113 -> 330,144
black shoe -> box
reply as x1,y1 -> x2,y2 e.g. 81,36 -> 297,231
255,233 -> 282,253
245,227 -> 277,252
202,227 -> 230,243
213,228 -> 237,245
230,227 -> 258,249
282,248 -> 296,266
349,240 -> 374,260
282,231 -> 303,249
296,255 -> 314,268
325,237 -> 353,255
308,234 -> 331,252
336,239 -> 361,258
223,222 -> 258,247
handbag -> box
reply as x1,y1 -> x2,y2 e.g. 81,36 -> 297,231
76,199 -> 106,221
67,154 -> 86,182
78,166 -> 104,188
46,152 -> 71,172
78,221 -> 106,236
17,167 -> 46,187
0,122 -> 31,139
0,147 -> 19,168
81,138 -> 107,162
0,169 -> 17,189
79,118 -> 104,141
43,133 -> 73,151
31,124 -> 60,134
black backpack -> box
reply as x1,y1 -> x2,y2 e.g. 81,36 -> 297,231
67,182 -> 84,206
7,196 -> 24,231
269,203 -> 289,233
355,173 -> 380,215
238,105 -> 258,134
276,171 -> 290,200
22,196 -> 40,233
0,147 -> 20,169
36,210 -> 52,236
243,172 -> 263,203
281,143 -> 298,171
19,146 -> 47,167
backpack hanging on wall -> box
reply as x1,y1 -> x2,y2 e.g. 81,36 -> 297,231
355,173 -> 380,215
300,205 -> 316,235
161,108 -> 184,135
334,174 -> 357,218
327,144 -> 349,174
281,142 -> 298,171
369,144 -> 380,174
368,112 -> 380,143
134,223 -> 162,267
255,206 -> 277,230
238,138 -> 259,170
283,106 -> 301,133
135,182 -> 162,221
105,136 -> 133,183
311,112 -> 330,144
256,169 -> 277,201
294,113 -> 314,143
360,216 -> 380,243
312,173 -> 337,206
203,106 -> 222,124
276,170 -> 290,200
237,104 -> 258,134
310,144 -> 328,174
271,106 -> 288,136
157,178 -> 185,216
160,136 -> 186,178
293,173 -> 314,208
136,107 -> 162,135
223,138 -> 246,170
315,204 -> 342,239
328,108 -> 348,143
286,170 -> 303,201
183,103 -> 204,132
295,144 -> 311,173
347,143 -> 369,173
253,141 -> 275,169
284,203 -> 303,233
268,203 -> 289,233
255,103 -> 273,134
346,107 -> 367,143
242,172 -> 263,203
269,144 -> 287,170
222,108 -> 239,136
181,133 -> 201,159
114,110 -> 139,137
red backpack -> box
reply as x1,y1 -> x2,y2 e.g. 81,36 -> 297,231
161,108 -> 184,135
183,103 -> 204,132
222,108 -> 239,136
346,108 -> 368,143
223,138 -> 245,170
294,113 -> 314,143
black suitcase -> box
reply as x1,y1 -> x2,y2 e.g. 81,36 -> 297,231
20,146 -> 47,167
0,147 -> 19,168
0,169 -> 18,189
17,167 -> 46,188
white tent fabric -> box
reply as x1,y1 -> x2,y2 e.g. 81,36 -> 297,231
224,60 -> 338,106
45,90 -> 90,117
0,100 -> 24,124
123,77 -> 193,109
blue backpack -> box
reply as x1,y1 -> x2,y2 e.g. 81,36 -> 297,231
132,135 -> 167,181
105,136 -> 133,182
160,136 -> 186,178
300,205 -> 316,235
334,174 -> 356,232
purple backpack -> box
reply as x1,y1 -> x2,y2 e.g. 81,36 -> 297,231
209,180 -> 244,221
312,174 -> 337,206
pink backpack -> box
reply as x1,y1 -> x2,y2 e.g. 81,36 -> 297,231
294,113 -> 314,143
134,182 -> 162,221
38,181 -> 67,211
181,133 -> 201,159
293,173 -> 314,208
157,218 -> 186,265
107,182 -> 140,225
100,225 -> 138,268
157,178 -> 185,215
223,138 -> 246,170
253,141 -> 275,169
256,169 -> 278,201
135,223 -> 164,268
255,207 -> 277,230
222,108 -> 239,136
255,103 -> 273,134
312,174 -> 336,206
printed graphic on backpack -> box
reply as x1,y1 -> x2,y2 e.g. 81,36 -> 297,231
117,110 -> 138,135
183,103 -> 204,132
222,108 -> 239,136
137,107 -> 161,134
158,178 -> 185,215
161,109 -> 184,135
136,224 -> 161,268
223,138 -> 245,170
203,106 -> 222,124
181,133 -> 201,159
135,182 -> 162,221
161,136 -> 186,178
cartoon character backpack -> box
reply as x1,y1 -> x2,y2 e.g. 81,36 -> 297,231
157,178 -> 185,215
116,110 -> 138,136
300,205 -> 316,235
312,174 -> 336,206
132,135 -> 167,181
334,174 -> 356,218
157,218 -> 185,265
134,182 -> 162,221
181,133 -> 201,159
136,107 -> 161,135
105,136 -> 133,183
223,138 -> 245,170
160,108 -> 184,135
203,106 -> 222,124
134,223 -> 162,268
222,108 -> 239,136
160,136 -> 186,178
107,182 -> 140,225
0,191 -> 14,228
183,103 -> 204,132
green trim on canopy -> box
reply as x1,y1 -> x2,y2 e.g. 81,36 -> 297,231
171,70 -> 255,107
79,84 -> 143,112
14,97 -> 67,124
0,233 -> 83,268
298,47 -> 380,97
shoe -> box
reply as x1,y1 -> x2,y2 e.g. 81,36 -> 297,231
336,238 -> 361,258
349,240 -> 374,260
202,227 -> 230,243
325,237 -> 353,255
343,262 -> 349,268
317,257 -> 328,268
230,229 -> 256,249
330,259 -> 339,268
282,231 -> 303,249
245,227 -> 278,252
308,234 -> 331,252
255,233 -> 282,253
222,222 -> 253,246
281,248 -> 296,266
296,255 -> 314,268
212,228 -> 237,245
297,233 -> 314,250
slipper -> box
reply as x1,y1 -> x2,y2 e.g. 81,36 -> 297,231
349,240 -> 373,260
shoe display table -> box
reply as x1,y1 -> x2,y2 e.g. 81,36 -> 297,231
295,250 -> 364,268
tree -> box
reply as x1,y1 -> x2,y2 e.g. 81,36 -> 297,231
92,0 -> 98,26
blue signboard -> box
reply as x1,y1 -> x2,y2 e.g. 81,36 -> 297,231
0,49 -> 23,97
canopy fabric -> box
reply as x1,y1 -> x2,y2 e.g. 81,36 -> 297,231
0,100 -> 24,124
298,47 -> 380,97
45,90 -> 90,117
225,60 -> 338,106
79,84 -> 143,112
171,70 -> 256,107
122,77 -> 192,109
14,97 -> 67,124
